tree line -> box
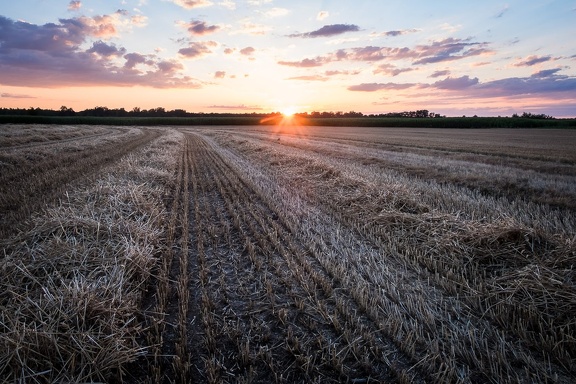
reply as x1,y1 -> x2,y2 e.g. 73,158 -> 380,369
0,106 -> 557,119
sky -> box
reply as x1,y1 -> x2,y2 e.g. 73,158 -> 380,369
0,0 -> 575,117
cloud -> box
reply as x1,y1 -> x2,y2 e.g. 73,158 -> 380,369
373,64 -> 414,76
278,38 -> 492,68
325,70 -> 361,76
68,1 -> 82,11
317,11 -> 329,21
185,20 -> 220,35
531,68 -> 562,78
277,57 -> 326,67
495,5 -> 509,18
178,41 -> 218,58
429,70 -> 450,78
478,74 -> 576,95
231,21 -> 272,35
348,72 -> 576,98
370,29 -> 420,38
124,52 -> 154,69
262,8 -> 290,17
239,46 -> 255,56
513,55 -> 553,67
0,15 -> 199,88
1,92 -> 35,99
207,104 -> 263,110
348,83 -> 418,92
214,71 -> 226,78
219,0 -> 235,10
247,0 -> 272,5
223,47 -> 235,54
289,24 -> 360,38
168,0 -> 213,9
286,75 -> 329,81
433,75 -> 479,90
87,41 -> 126,57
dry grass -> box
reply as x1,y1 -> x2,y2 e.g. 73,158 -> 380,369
2,124 -> 574,383
0,129 -> 180,383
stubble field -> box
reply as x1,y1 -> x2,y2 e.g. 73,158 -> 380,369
1,124 -> 575,383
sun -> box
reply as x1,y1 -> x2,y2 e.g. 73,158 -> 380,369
281,106 -> 297,117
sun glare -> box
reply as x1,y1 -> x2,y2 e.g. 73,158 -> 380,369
281,107 -> 297,117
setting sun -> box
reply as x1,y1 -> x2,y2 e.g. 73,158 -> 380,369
281,107 -> 297,117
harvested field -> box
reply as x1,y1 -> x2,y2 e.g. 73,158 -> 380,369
1,125 -> 575,383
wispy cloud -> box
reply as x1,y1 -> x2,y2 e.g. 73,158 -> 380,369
1,92 -> 35,99
373,64 -> 414,76
429,70 -> 451,78
495,5 -> 509,18
278,57 -> 327,67
317,11 -> 329,21
289,24 -> 360,38
231,20 -> 272,35
168,0 -> 213,9
207,104 -> 263,109
286,75 -> 329,81
218,0 -> 235,10
68,1 -> 82,11
278,38 -> 492,67
348,83 -> 418,92
370,29 -> 420,38
513,55 -> 553,67
261,8 -> 290,17
179,41 -> 218,58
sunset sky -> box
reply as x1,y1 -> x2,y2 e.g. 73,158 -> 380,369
1,0 -> 575,117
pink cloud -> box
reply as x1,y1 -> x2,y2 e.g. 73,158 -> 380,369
178,41 -> 218,58
513,55 -> 553,67
185,20 -> 220,35
68,1 -> 81,11
170,0 -> 213,9
0,15 -> 200,89
240,46 -> 255,56
373,64 -> 414,76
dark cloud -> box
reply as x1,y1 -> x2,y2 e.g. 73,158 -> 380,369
531,68 -> 562,78
87,41 -> 126,57
433,75 -> 479,90
186,20 -> 220,35
240,46 -> 255,56
277,38 -> 491,68
478,75 -> 576,95
429,70 -> 451,78
289,24 -> 360,38
0,15 -> 199,88
348,72 -> 576,98
178,41 -> 218,58
514,55 -> 553,67
124,53 -> 154,69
